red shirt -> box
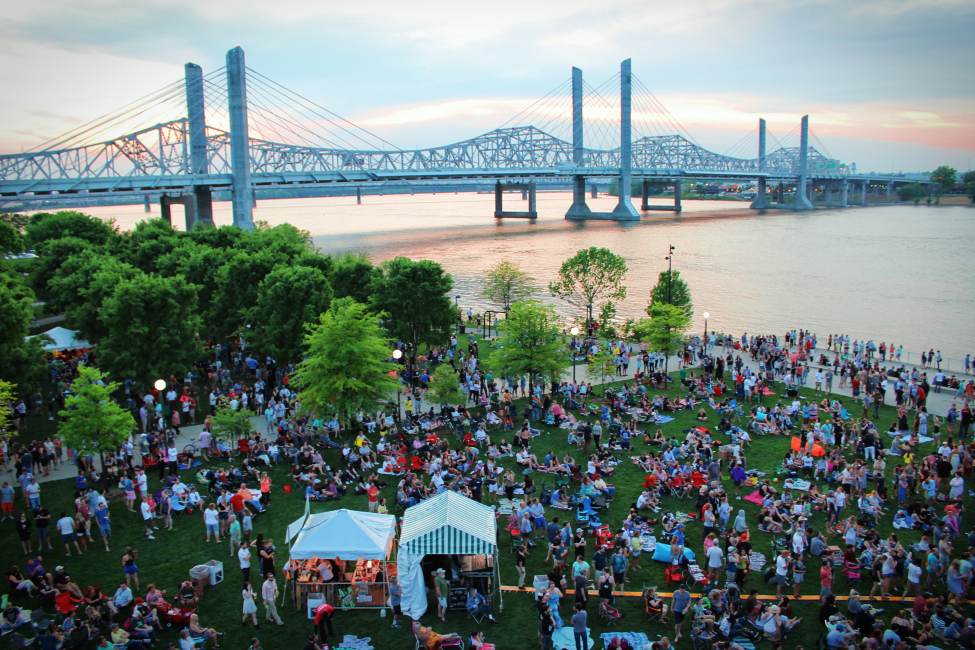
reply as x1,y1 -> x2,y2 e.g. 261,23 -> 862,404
314,602 -> 334,624
366,486 -> 379,503
230,493 -> 246,513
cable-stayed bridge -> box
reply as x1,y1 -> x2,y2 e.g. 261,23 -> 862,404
0,47 -> 932,227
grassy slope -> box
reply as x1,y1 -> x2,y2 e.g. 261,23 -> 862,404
2,370 -> 971,650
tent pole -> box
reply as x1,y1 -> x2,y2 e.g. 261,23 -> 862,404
495,550 -> 503,612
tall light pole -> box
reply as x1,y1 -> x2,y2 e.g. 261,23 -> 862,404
665,244 -> 675,305
703,312 -> 710,358
454,295 -> 461,334
570,326 -> 580,383
392,349 -> 403,419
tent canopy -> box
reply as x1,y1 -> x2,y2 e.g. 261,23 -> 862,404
286,509 -> 396,561
32,326 -> 92,352
400,490 -> 497,556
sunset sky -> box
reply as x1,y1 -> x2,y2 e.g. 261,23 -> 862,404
1,0 -> 973,172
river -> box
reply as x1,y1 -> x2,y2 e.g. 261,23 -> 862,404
85,192 -> 975,369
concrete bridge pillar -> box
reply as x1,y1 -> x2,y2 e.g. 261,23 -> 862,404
750,118 -> 770,210
590,184 -> 598,199
839,180 -> 849,207
495,181 -> 537,219
144,194 -> 151,213
160,196 -> 173,225
184,62 -> 213,227
566,66 -> 592,220
356,186 -> 362,205
794,115 -> 814,210
859,181 -> 867,206
886,181 -> 894,201
226,47 -> 254,230
673,180 -> 683,213
640,178 -> 649,211
610,59 -> 640,221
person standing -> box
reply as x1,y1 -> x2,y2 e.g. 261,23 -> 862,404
538,603 -> 555,650
672,585 -> 690,643
261,573 -> 283,626
94,502 -> 112,551
122,547 -> 140,591
203,504 -> 221,543
571,602 -> 587,650
314,601 -> 335,643
241,581 -> 259,627
140,498 -> 156,540
434,568 -> 450,622
515,540 -> 528,589
388,575 -> 403,629
57,511 -> 83,557
238,542 -> 252,584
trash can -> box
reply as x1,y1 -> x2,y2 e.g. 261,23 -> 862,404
204,560 -> 224,585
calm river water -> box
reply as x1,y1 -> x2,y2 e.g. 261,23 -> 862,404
89,192 -> 974,367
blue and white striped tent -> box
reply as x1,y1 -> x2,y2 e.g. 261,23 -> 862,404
400,490 -> 497,555
398,490 -> 500,619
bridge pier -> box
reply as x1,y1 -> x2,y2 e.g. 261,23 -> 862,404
858,181 -> 867,206
185,63 -> 213,228
750,118 -> 770,210
609,59 -> 640,221
793,115 -> 814,210
356,186 -> 362,205
144,194 -> 151,213
160,196 -> 173,225
494,181 -> 537,218
590,184 -> 598,199
565,67 -> 593,220
640,179 -> 682,212
885,181 -> 894,201
226,47 -> 254,230
839,180 -> 849,207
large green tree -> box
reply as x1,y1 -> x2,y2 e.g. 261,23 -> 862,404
331,254 -> 379,304
632,303 -> 691,371
930,165 -> 957,193
25,210 -> 117,250
963,170 -> 975,203
293,298 -> 399,427
48,254 -> 141,341
549,247 -> 628,331
97,272 -> 202,384
248,265 -> 333,364
0,271 -> 46,393
486,300 -> 568,390
211,404 -> 256,443
648,269 -> 694,319
31,236 -> 95,297
482,259 -> 534,312
116,219 -> 183,274
0,380 -> 16,435
58,365 -> 135,467
211,249 -> 284,340
370,257 -> 454,359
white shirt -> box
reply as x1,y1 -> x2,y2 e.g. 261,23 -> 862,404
203,508 -> 219,526
56,516 -> 75,535
141,502 -> 153,521
238,547 -> 251,568
706,545 -> 724,568
775,555 -> 789,576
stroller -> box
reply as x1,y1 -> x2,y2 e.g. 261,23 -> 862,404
598,598 -> 623,626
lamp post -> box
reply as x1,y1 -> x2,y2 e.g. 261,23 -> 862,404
570,326 -> 579,383
703,312 -> 710,359
665,244 -> 675,305
392,349 -> 403,419
454,295 -> 461,334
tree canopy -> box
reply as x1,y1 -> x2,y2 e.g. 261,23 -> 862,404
0,271 -> 46,394
370,257 -> 454,356
57,365 -> 135,460
632,303 -> 691,365
330,254 -> 378,304
549,247 -> 627,329
963,170 -> 975,203
930,165 -> 957,192
0,380 -> 15,435
249,265 -> 333,364
25,211 -> 117,250
425,363 -> 465,407
482,260 -> 534,312
486,300 -> 568,389
293,298 -> 399,427
211,404 -> 256,442
97,272 -> 202,384
648,269 -> 694,319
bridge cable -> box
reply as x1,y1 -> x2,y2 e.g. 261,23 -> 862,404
243,79 -> 351,149
498,77 -> 572,129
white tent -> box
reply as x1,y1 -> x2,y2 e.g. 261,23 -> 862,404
398,491 -> 499,620
31,326 -> 92,352
286,508 -> 396,561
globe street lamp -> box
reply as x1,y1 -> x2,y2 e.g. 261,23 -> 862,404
392,349 -> 403,419
154,378 -> 166,392
703,312 -> 710,359
570,326 -> 580,383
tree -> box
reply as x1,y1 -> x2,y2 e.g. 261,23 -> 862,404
0,219 -> 23,255
98,272 -> 202,384
963,170 -> 975,203
25,210 -> 117,250
293,298 -> 399,428
58,365 -> 135,468
0,271 -> 46,393
116,219 -> 183,274
897,183 -> 927,203
331,254 -> 378,304
648,269 -> 694,319
549,247 -> 627,332
248,265 -> 333,364
370,257 -> 454,362
31,236 -> 95,297
486,300 -> 568,391
48,254 -> 140,341
632,303 -> 691,372
425,363 -> 465,408
211,249 -> 284,340
930,165 -> 957,193
211,404 -> 256,443
482,260 -> 534,312
0,380 -> 15,435
588,347 -> 617,386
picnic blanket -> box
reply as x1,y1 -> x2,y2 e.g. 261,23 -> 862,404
748,551 -> 767,572
743,490 -> 764,505
885,431 -> 934,444
600,632 -> 650,649
653,415 -> 675,425
333,635 -> 373,650
782,478 -> 811,491
651,542 -> 696,564
554,627 -> 594,649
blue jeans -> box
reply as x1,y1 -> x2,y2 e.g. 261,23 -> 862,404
574,630 -> 587,650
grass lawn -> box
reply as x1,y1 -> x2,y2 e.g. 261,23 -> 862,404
2,368 -> 971,650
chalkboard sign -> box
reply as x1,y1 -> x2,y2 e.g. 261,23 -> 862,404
448,587 -> 467,611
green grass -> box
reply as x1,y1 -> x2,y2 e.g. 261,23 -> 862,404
2,370 -> 971,650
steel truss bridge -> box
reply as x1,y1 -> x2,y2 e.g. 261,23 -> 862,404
0,47 -> 931,226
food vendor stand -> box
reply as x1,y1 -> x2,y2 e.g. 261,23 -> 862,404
398,490 -> 501,620
284,508 -> 397,612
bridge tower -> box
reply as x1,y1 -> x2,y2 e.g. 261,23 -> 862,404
610,59 -> 640,220
226,46 -> 255,230
794,115 -> 813,210
184,62 -> 213,229
564,66 -> 593,219
750,118 -> 769,209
